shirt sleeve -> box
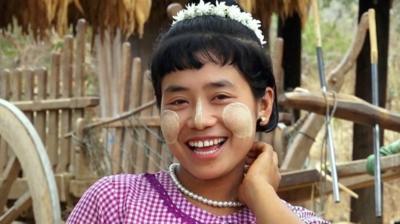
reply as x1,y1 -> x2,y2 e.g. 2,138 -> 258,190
283,201 -> 331,224
66,176 -> 123,224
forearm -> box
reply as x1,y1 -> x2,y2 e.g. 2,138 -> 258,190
245,180 -> 303,224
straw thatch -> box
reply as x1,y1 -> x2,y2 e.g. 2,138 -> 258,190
0,0 -> 152,38
239,0 -> 310,30
0,0 -> 308,39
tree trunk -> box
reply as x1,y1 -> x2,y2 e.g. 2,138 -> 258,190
351,0 -> 390,223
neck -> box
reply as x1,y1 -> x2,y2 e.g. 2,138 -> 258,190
176,163 -> 244,206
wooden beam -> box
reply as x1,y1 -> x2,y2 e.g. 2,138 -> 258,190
336,153 -> 400,177
0,157 -> 21,211
11,97 -> 99,111
279,169 -> 321,190
278,169 -> 400,203
0,192 -> 31,224
279,91 -> 400,132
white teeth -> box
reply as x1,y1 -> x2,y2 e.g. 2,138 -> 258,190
193,148 -> 219,155
187,138 -> 225,148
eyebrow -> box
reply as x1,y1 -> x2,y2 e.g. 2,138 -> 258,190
163,85 -> 188,93
205,80 -> 234,89
163,79 -> 235,94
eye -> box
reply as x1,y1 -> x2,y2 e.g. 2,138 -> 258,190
213,94 -> 231,101
169,99 -> 188,106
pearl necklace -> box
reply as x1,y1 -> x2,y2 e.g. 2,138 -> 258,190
168,163 -> 243,208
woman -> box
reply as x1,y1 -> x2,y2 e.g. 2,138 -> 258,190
67,1 -> 330,223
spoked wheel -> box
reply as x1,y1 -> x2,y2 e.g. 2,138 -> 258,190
0,99 -> 61,223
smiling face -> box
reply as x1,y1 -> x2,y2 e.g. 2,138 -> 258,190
160,62 -> 273,181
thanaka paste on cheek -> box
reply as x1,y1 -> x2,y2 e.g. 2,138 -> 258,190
222,102 -> 254,138
160,110 -> 180,144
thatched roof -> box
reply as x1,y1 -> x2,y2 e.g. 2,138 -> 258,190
240,0 -> 310,30
0,0 -> 309,39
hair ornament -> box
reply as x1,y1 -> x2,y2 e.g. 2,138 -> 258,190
172,0 -> 266,45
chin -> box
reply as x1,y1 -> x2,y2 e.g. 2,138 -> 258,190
189,162 -> 242,181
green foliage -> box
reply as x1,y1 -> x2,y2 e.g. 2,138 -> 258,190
301,0 -> 357,82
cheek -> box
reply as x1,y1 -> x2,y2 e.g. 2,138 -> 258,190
160,110 -> 180,144
222,103 -> 255,138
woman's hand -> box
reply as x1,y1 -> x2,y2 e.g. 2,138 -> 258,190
237,142 -> 303,223
238,141 -> 281,206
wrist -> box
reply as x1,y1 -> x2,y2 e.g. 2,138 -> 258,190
241,177 -> 276,207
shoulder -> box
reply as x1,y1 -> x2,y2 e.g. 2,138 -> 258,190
282,200 -> 331,224
81,173 -> 150,198
67,173 -> 152,223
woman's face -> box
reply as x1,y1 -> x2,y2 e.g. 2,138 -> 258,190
160,62 -> 273,180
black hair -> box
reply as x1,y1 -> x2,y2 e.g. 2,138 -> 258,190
150,3 -> 278,132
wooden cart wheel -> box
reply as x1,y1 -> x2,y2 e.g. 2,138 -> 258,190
0,99 -> 61,223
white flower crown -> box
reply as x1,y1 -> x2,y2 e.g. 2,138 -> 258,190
172,0 -> 266,45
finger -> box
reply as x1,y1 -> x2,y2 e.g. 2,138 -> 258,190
250,141 -> 272,154
272,151 -> 279,166
245,157 -> 255,164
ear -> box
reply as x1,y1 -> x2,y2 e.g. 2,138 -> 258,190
257,87 -> 274,126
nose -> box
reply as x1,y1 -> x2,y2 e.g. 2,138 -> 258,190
188,98 -> 216,130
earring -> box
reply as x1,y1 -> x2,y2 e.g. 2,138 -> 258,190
259,116 -> 267,123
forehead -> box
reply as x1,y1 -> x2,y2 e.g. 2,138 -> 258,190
161,62 -> 249,92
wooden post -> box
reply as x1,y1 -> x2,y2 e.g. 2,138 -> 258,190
33,68 -> 47,144
22,69 -> 34,122
73,118 -> 97,180
47,53 -> 61,167
0,69 -> 10,100
122,58 -> 143,173
145,70 -> 159,173
135,73 -> 152,173
272,38 -> 284,96
57,35 -> 73,173
0,70 -> 10,171
278,12 -> 302,120
11,69 -> 22,101
111,42 -> 132,174
351,0 -> 390,222
70,20 -> 87,174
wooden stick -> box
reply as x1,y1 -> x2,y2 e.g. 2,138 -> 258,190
316,167 -> 359,199
84,99 -> 156,130
279,91 -> 400,132
12,97 -> 99,111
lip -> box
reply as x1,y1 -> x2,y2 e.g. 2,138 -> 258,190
185,136 -> 227,160
186,135 -> 226,141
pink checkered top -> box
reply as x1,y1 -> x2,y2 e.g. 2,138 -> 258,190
67,171 -> 330,223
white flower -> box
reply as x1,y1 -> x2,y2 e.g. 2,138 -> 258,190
172,0 -> 266,45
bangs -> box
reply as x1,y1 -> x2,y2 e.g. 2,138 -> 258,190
151,32 -> 260,76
